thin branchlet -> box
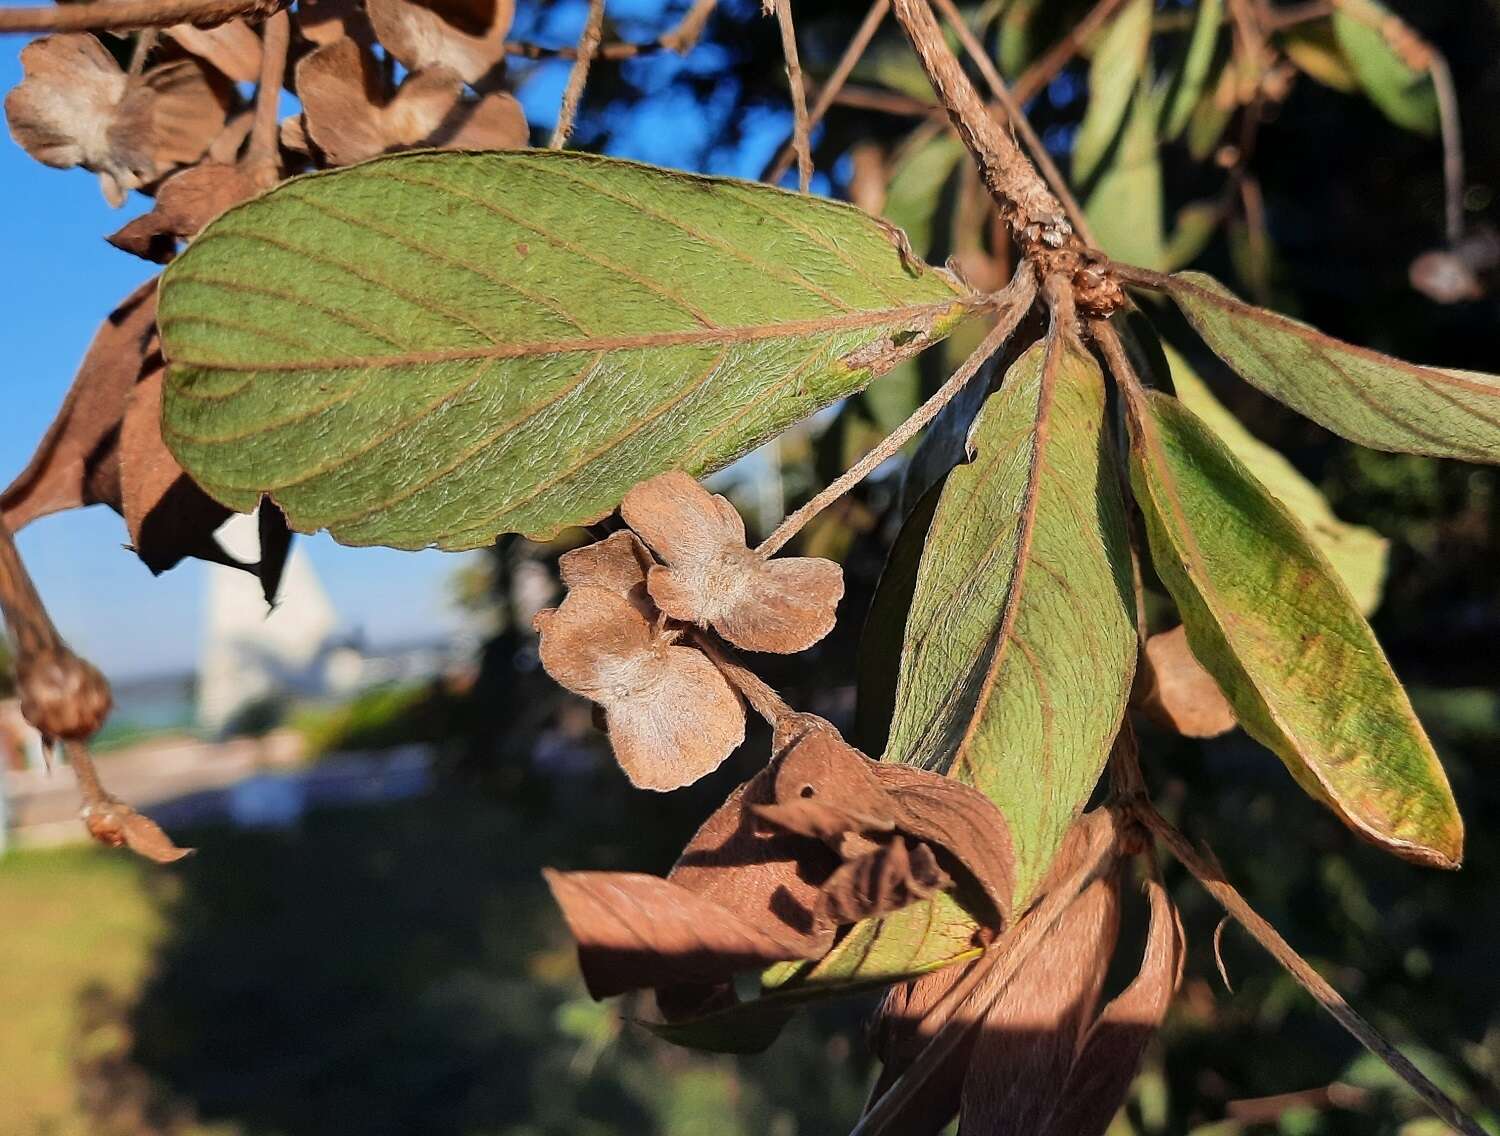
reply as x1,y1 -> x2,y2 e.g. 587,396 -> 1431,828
771,0 -> 814,193
550,0 -> 605,150
0,0 -> 282,33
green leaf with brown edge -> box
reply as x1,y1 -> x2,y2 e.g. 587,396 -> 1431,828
157,150 -> 973,550
1165,344 -> 1389,614
1332,0 -> 1437,135
1073,0 -> 1153,186
1127,387 -> 1464,867
644,892 -> 987,1054
883,335 -> 1137,905
1141,270 -> 1500,466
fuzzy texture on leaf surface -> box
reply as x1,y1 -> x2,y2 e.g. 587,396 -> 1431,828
156,150 -> 972,549
621,472 -> 844,654
1129,388 -> 1464,867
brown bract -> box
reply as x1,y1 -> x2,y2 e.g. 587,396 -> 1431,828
534,583 -> 745,791
295,0 -> 376,46
621,472 -> 844,654
367,0 -> 514,88
558,529 -> 655,614
1,282 -> 291,595
5,34 -> 226,205
108,161 -> 264,262
295,39 -> 526,168
1135,625 -> 1237,739
165,19 -> 263,83
870,810 -> 1185,1136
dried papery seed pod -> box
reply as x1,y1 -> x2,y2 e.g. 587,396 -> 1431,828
366,0 -> 515,88
533,584 -> 745,791
558,530 -> 656,615
108,161 -> 263,262
1135,625 -> 1237,738
295,39 -> 526,167
621,472 -> 844,654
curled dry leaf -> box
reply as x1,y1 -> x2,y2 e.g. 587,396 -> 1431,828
367,0 -> 515,87
869,810 -> 1185,1136
108,161 -> 264,263
4,35 -> 226,205
621,473 -> 844,655
545,718 -> 1019,1020
82,799 -> 194,863
1,283 -> 290,594
1134,625 -> 1237,739
296,39 -> 526,168
296,0 -> 376,46
534,583 -> 745,791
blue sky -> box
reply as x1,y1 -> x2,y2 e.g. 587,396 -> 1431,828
0,43 -> 478,678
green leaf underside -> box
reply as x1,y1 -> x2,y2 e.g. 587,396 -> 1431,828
1085,78 -> 1165,270
1159,272 -> 1500,467
157,150 -> 971,549
881,133 -> 966,262
1332,4 -> 1438,135
1130,390 -> 1463,867
1073,0 -> 1152,185
884,338 -> 1137,906
1165,345 -> 1389,614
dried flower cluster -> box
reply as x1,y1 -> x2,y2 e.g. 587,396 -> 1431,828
535,472 -> 844,791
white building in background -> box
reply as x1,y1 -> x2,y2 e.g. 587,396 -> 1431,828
197,511 -> 360,736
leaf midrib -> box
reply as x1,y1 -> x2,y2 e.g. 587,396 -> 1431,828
162,299 -> 969,375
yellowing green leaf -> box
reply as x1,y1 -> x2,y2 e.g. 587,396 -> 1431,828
1151,271 -> 1500,466
158,150 -> 972,549
1165,344 -> 1389,614
1074,0 -> 1153,185
1129,388 -> 1463,867
884,336 -> 1137,905
1282,21 -> 1359,93
1333,0 -> 1438,135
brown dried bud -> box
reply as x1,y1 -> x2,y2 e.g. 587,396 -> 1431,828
82,799 -> 193,863
18,646 -> 112,740
1134,625 -> 1237,739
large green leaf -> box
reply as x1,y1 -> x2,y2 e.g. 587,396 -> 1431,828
157,150 -> 972,549
1332,0 -> 1438,135
1073,0 -> 1152,185
881,133 -> 966,262
1128,388 -> 1463,867
884,337 -> 1137,905
1165,344 -> 1389,614
1149,271 -> 1500,466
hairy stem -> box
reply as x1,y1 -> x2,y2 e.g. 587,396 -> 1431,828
550,0 -> 605,149
772,0 -> 814,193
757,268 -> 1038,557
890,0 -> 1071,242
1138,806 -> 1488,1136
929,0 -> 1097,247
0,0 -> 280,33
692,633 -> 794,726
763,0 -> 889,184
244,8 -> 288,182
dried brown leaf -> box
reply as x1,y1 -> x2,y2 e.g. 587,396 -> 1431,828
108,161 -> 262,262
621,472 -> 844,654
957,852 -> 1122,1135
1136,625 -> 1237,738
1046,876 -> 1186,1136
366,0 -> 514,87
165,19 -> 262,82
542,868 -> 824,1000
139,57 -> 229,170
534,584 -> 745,790
1,280 -> 158,531
818,836 -> 950,926
296,0 -> 376,46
